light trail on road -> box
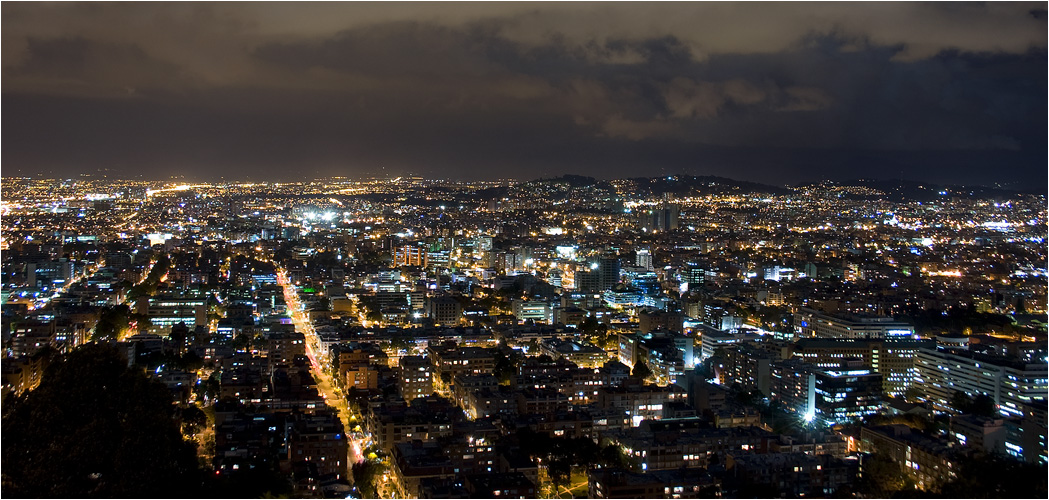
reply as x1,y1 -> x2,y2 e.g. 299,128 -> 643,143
276,268 -> 364,467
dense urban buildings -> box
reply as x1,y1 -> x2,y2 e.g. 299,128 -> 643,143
1,173 -> 1046,498
3,1 -> 1047,497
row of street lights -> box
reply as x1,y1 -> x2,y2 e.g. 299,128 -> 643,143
276,269 -> 368,471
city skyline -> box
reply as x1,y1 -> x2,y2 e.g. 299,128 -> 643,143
2,172 -> 1046,498
3,2 -> 1047,185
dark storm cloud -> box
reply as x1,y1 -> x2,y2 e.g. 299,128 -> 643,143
8,36 -> 188,98
2,2 -> 1045,185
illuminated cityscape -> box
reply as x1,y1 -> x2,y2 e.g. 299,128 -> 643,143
2,173 -> 1046,497
2,2 -> 1047,499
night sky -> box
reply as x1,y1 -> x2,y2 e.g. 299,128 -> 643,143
3,2 -> 1046,186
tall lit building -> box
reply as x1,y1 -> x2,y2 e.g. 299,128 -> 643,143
636,248 -> 653,270
393,244 -> 427,267
598,256 -> 621,291
636,204 -> 681,232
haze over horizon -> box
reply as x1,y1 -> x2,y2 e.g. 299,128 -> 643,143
3,171 -> 1042,195
3,2 -> 1046,186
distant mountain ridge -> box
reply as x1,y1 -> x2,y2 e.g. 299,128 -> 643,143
526,174 -> 1040,200
795,178 -> 1043,201
529,174 -> 790,196
627,175 -> 791,196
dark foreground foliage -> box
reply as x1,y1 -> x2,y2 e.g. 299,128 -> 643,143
2,344 -> 200,498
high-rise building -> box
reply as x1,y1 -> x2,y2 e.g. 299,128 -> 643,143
722,343 -> 773,395
599,256 -> 621,291
426,296 -> 462,326
682,265 -> 706,287
397,356 -> 432,402
574,270 -> 601,292
636,205 -> 681,232
393,244 -> 427,267
636,249 -> 653,270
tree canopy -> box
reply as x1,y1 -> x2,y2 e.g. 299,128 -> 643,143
92,304 -> 135,342
939,452 -> 1047,498
2,343 -> 201,497
631,360 -> 653,381
951,390 -> 998,418
514,429 -> 636,490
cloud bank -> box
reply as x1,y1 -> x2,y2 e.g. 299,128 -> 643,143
3,2 -> 1045,185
